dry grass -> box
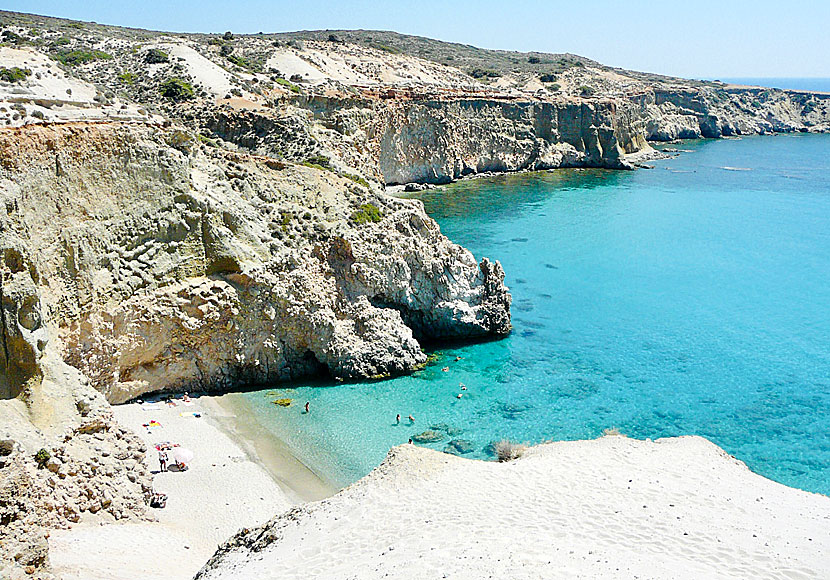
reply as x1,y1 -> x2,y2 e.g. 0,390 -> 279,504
494,440 -> 526,462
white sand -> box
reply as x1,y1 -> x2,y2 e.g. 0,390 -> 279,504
155,43 -> 237,99
266,42 -> 478,88
49,395 -> 297,580
199,436 -> 830,580
0,47 -> 153,126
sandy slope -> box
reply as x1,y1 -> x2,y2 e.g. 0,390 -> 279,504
48,396 -> 293,580
199,436 -> 830,580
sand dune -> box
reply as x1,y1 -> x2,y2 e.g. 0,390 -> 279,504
198,436 -> 830,580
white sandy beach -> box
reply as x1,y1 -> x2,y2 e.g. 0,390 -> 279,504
199,435 -> 830,580
48,394 -> 332,580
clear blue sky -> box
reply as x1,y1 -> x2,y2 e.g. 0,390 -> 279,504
4,0 -> 829,78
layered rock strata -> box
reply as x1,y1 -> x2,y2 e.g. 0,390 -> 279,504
0,121 -> 510,405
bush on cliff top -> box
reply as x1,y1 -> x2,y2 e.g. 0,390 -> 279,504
276,77 -> 301,93
0,67 -> 32,83
351,203 -> 382,225
160,78 -> 195,101
34,448 -> 50,468
470,68 -> 501,79
52,49 -> 112,66
145,48 -> 169,64
301,155 -> 332,171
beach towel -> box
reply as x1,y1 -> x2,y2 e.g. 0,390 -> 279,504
179,412 -> 202,418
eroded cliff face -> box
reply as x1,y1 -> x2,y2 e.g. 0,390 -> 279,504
205,95 -> 652,186
0,122 -> 510,406
640,88 -> 830,141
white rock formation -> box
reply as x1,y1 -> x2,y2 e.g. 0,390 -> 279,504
197,436 -> 830,580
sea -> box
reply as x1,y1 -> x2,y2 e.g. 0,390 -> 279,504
241,132 -> 830,496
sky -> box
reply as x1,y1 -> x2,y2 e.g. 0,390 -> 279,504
3,0 -> 829,78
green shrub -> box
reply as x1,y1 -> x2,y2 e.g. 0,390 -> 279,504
470,68 -> 500,79
52,49 -> 112,66
351,203 -> 382,225
53,36 -> 71,46
226,53 -> 261,72
159,77 -> 195,101
197,134 -> 218,147
119,71 -> 137,85
1,30 -> 25,45
343,173 -> 370,188
578,85 -> 596,97
374,44 -> 399,54
539,73 -> 557,83
528,56 -> 541,64
34,448 -> 50,468
223,31 -> 234,41
145,48 -> 169,64
0,67 -> 32,83
301,155 -> 332,171
275,77 -> 301,93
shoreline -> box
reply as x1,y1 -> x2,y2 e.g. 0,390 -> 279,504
47,391 -> 335,580
207,393 -> 338,502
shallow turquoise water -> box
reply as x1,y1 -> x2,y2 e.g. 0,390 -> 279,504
244,134 -> 830,494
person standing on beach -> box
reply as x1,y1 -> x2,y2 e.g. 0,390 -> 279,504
304,401 -> 310,414
396,414 -> 401,424
159,450 -> 168,472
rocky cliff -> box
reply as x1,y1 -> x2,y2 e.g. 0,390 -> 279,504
0,122 -> 510,405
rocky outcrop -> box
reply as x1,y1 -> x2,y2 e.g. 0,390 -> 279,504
0,383 -> 152,580
206,96 -> 651,186
640,87 -> 830,141
0,122 -> 510,405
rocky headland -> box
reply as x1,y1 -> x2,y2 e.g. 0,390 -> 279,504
1,9 -> 829,579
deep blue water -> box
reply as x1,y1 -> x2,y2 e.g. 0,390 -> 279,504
244,134 -> 830,495
718,77 -> 830,92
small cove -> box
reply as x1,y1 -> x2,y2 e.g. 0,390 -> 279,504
243,133 -> 830,495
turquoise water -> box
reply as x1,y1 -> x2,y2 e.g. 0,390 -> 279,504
244,133 -> 830,495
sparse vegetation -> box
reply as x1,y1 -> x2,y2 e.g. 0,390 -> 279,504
118,71 -> 137,85
197,134 -> 219,147
343,173 -> 370,188
159,77 -> 195,101
351,203 -> 383,225
52,48 -> 112,66
34,448 -> 50,468
494,440 -> 526,462
470,68 -> 501,79
0,30 -> 25,45
0,67 -> 32,83
276,78 -> 301,93
578,85 -> 596,97
144,48 -> 169,64
301,155 -> 332,171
